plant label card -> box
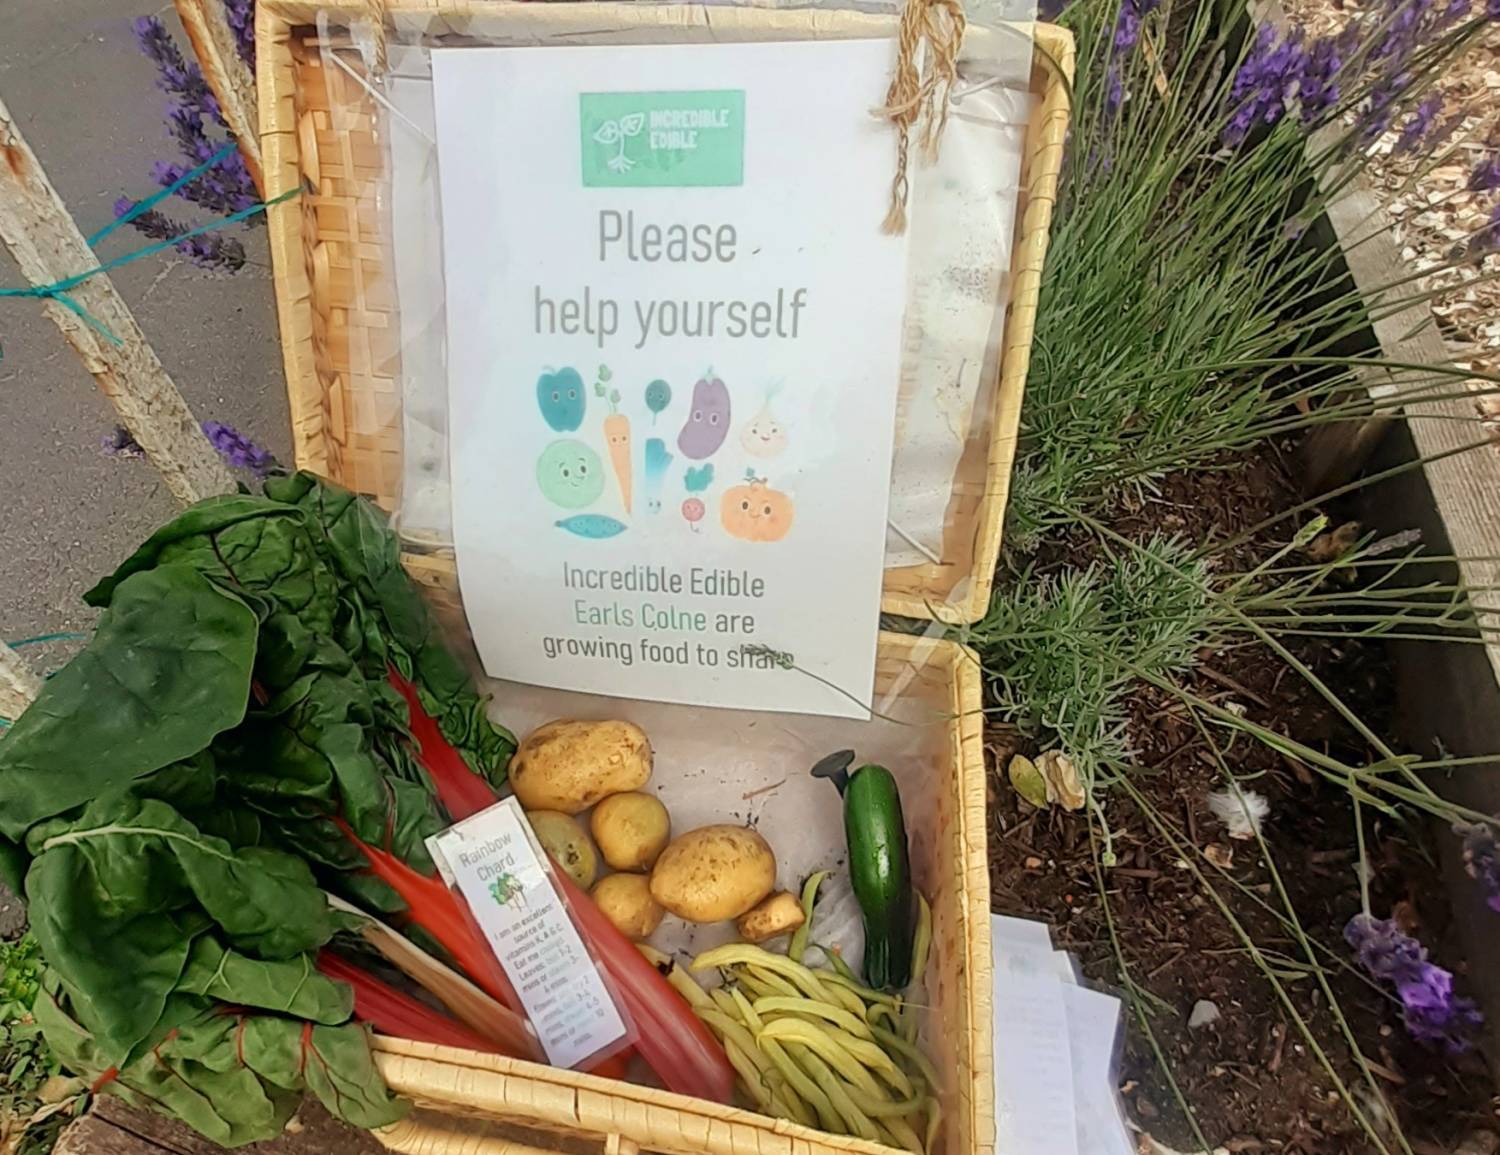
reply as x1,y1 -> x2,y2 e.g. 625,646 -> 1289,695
432,39 -> 911,718
428,799 -> 628,1068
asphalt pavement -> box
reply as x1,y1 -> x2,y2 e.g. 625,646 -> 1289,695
0,0 -> 290,935
0,0 -> 289,649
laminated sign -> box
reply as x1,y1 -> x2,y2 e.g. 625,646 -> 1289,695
433,40 -> 911,717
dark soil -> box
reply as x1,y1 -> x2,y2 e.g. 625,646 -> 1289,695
987,440 -> 1499,1154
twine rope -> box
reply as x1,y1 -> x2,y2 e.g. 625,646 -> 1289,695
878,0 -> 967,234
366,0 -> 390,75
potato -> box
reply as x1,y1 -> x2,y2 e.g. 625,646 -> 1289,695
649,825 -> 776,923
735,891 -> 806,944
510,719 -> 652,814
592,874 -> 664,940
591,792 -> 671,872
527,810 -> 598,889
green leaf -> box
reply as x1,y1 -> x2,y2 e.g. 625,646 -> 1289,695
242,1017 -> 406,1131
269,473 -> 515,784
83,495 -> 295,607
35,981 -> 303,1147
25,794 -> 334,1063
598,364 -> 612,382
0,566 -> 257,842
176,939 -> 350,1024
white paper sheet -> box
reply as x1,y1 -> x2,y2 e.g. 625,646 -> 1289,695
432,40 -> 910,717
992,914 -> 1133,1155
1063,984 -> 1135,1155
993,969 -> 1080,1155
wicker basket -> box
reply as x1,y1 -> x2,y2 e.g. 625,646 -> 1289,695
257,0 -> 1074,626
256,7 -> 1068,1153
362,628 -> 988,1155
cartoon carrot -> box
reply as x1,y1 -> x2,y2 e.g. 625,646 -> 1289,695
594,365 -> 632,513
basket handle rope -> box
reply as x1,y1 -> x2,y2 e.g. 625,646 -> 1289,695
364,0 -> 389,74
877,0 -> 966,234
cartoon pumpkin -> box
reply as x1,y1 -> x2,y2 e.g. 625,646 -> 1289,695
721,473 -> 794,543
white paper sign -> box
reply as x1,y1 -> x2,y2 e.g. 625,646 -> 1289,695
428,799 -> 627,1068
432,40 -> 910,718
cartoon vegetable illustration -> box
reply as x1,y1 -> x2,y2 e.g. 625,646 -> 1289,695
595,365 -> 631,513
740,382 -> 788,459
645,379 -> 672,424
682,463 -> 714,532
556,514 -> 628,538
644,437 -> 673,514
537,439 -> 605,509
593,112 -> 646,173
677,370 -> 731,460
721,470 -> 794,543
537,367 -> 586,432
488,872 -> 527,909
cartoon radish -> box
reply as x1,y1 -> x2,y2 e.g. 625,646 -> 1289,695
593,365 -> 632,513
644,437 -> 673,514
682,463 -> 714,533
677,370 -> 730,460
556,514 -> 628,539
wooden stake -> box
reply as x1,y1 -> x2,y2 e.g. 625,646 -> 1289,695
175,0 -> 264,195
0,94 -> 237,506
0,640 -> 41,722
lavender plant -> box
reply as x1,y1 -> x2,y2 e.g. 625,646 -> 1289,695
112,8 -> 259,272
1009,0 -> 1500,543
1345,915 -> 1481,1053
103,422 -> 281,478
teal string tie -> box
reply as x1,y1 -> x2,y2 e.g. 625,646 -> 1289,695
0,142 -> 301,348
6,632 -> 88,649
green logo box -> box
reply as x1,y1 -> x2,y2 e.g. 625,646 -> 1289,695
580,90 -> 746,188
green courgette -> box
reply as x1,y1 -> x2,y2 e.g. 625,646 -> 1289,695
812,750 -> 916,990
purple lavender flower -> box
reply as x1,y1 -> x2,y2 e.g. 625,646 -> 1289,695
1399,965 -> 1485,1052
224,0 -> 255,68
1105,66 -> 1125,115
1438,0 -> 1473,26
1114,3 -> 1142,52
202,421 -> 281,477
1360,71 -> 1412,143
1396,94 -> 1444,154
130,13 -> 259,224
112,197 -> 247,272
1295,35 -> 1344,120
133,16 -> 221,124
1468,202 -> 1500,258
1222,25 -> 1309,147
1469,152 -> 1500,193
1489,0 -> 1500,20
1345,914 -> 1481,1053
1457,822 -> 1500,911
101,426 -> 144,459
103,421 -> 279,474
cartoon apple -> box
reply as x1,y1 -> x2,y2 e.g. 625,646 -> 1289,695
537,367 -> 586,432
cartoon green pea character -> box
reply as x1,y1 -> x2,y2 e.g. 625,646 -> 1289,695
536,439 -> 605,509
